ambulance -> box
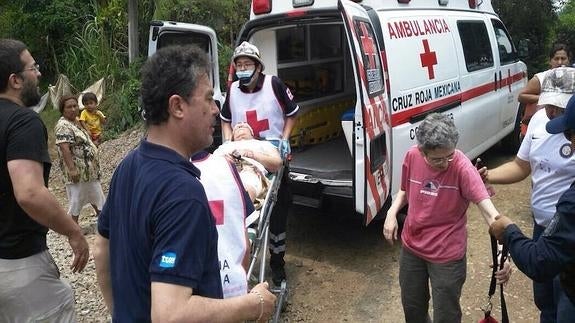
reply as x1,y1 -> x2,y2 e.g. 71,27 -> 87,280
148,0 -> 527,225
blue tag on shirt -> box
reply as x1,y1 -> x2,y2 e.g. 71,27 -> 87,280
159,252 -> 177,268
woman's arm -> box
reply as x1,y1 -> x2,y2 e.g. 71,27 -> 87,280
57,142 -> 80,183
484,157 -> 531,185
518,76 -> 542,105
476,198 -> 500,226
237,144 -> 282,173
383,190 -> 408,243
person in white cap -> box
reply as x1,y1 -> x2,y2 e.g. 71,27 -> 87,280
478,66 -> 575,322
220,41 -> 299,286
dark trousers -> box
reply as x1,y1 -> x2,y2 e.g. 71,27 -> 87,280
533,223 -> 575,323
399,247 -> 466,323
269,164 -> 291,269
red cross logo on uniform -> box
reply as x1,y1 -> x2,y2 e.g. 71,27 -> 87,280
245,110 -> 269,138
208,200 -> 224,225
420,39 -> 437,80
359,22 -> 377,70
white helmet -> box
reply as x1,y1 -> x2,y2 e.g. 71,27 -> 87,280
232,41 -> 265,71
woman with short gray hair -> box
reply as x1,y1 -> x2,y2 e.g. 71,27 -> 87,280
383,112 -> 509,322
415,113 -> 459,152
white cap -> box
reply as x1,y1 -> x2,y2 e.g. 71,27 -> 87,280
538,67 -> 575,108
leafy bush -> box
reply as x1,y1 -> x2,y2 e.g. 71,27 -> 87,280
100,59 -> 143,138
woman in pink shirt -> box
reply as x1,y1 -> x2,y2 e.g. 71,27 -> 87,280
383,113 -> 509,323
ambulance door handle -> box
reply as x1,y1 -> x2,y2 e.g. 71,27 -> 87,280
499,71 -> 503,89
494,73 -> 498,91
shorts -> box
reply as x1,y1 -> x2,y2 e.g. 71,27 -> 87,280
0,250 -> 77,322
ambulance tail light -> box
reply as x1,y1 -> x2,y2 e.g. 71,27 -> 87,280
253,0 -> 272,15
468,0 -> 477,9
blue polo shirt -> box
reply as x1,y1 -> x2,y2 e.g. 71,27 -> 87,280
98,140 -> 223,322
504,181 -> 575,282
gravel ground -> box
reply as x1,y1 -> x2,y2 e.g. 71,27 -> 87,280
47,125 -> 144,323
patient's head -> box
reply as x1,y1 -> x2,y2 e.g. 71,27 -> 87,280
232,123 -> 254,141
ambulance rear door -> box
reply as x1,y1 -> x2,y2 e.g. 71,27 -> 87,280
339,0 -> 391,225
380,10 -> 462,199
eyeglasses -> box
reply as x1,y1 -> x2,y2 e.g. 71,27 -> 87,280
235,63 -> 255,70
21,63 -> 40,73
424,152 -> 455,165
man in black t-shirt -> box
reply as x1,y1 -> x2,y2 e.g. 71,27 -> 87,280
0,39 -> 89,321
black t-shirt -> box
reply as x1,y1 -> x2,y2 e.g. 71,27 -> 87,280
0,98 -> 51,259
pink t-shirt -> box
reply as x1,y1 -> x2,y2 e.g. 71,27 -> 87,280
400,146 -> 489,263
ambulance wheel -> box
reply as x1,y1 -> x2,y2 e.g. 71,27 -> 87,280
501,103 -> 524,153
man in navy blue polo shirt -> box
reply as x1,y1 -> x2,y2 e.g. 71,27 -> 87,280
94,45 -> 276,322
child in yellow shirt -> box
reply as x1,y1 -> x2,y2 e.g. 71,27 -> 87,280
79,92 -> 106,145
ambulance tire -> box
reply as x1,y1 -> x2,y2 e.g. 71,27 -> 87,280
501,103 -> 524,154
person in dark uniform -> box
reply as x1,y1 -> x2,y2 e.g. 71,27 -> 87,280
490,94 -> 575,306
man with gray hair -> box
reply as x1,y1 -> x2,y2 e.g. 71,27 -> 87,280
0,38 -> 89,322
384,113 -> 507,322
479,66 -> 575,322
94,45 -> 276,322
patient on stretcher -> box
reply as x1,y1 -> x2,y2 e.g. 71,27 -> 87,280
212,123 -> 282,204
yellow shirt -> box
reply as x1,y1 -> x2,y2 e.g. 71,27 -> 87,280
79,109 -> 105,137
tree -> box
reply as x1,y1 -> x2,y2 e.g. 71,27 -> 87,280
556,0 -> 575,57
493,0 -> 558,74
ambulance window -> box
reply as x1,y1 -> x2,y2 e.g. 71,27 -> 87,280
277,27 -> 306,63
310,24 -> 343,59
491,19 -> 517,65
157,32 -> 210,53
276,23 -> 349,102
457,21 -> 494,72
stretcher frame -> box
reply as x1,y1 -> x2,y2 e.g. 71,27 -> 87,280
244,140 -> 289,322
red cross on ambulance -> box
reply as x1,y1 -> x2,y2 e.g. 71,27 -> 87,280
420,39 -> 437,80
359,21 -> 377,70
245,110 -> 270,138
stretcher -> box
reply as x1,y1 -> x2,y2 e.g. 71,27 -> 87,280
244,139 -> 289,322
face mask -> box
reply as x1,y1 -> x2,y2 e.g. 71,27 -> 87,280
236,69 -> 255,85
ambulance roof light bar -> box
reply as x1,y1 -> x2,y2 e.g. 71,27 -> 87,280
253,0 -> 272,15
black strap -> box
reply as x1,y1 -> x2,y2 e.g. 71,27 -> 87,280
499,240 -> 510,323
487,235 -> 510,323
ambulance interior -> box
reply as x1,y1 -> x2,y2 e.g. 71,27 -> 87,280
251,18 -> 358,197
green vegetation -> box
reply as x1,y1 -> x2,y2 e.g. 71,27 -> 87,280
1,0 -> 574,138
0,0 -> 249,140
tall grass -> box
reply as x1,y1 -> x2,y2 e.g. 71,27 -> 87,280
58,1 -> 142,139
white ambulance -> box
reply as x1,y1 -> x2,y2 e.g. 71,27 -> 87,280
148,0 -> 527,225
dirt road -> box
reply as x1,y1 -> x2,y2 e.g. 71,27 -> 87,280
281,145 -> 540,322
47,131 -> 540,322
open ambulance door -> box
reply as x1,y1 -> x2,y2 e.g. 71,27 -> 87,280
339,0 -> 392,225
147,21 -> 224,149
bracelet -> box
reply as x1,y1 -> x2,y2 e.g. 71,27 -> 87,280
250,290 -> 264,321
